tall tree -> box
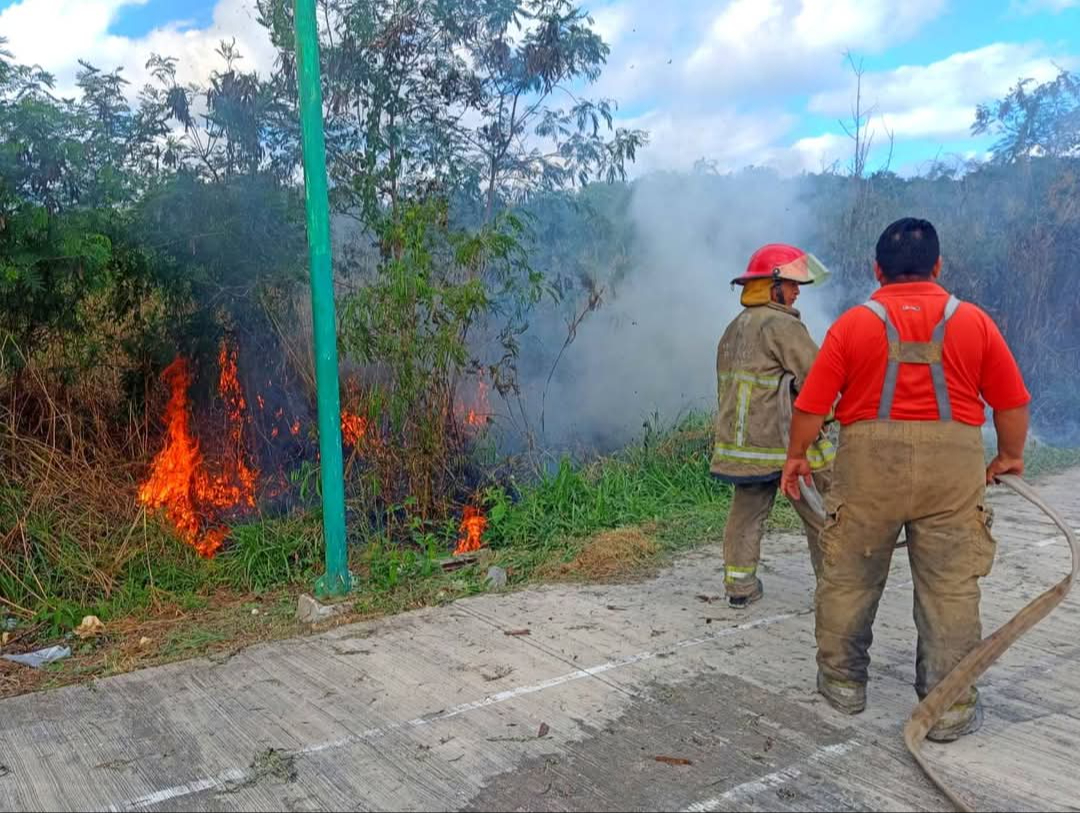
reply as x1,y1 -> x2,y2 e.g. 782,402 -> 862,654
256,0 -> 647,223
973,69 -> 1080,163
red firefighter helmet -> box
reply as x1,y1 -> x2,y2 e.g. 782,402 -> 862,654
732,243 -> 830,286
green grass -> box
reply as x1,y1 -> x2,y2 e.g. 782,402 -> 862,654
0,502 -> 328,635
480,416 -> 733,575
2,415 -> 735,636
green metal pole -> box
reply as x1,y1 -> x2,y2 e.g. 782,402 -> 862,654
294,0 -> 351,598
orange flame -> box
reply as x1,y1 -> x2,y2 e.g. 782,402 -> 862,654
138,345 -> 258,558
341,410 -> 368,447
216,344 -> 258,508
453,505 -> 487,555
460,375 -> 491,429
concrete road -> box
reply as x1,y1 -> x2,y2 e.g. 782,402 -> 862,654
1,469 -> 1078,812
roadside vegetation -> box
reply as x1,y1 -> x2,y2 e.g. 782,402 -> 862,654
2,3 -> 1079,695
3,411 -> 1075,698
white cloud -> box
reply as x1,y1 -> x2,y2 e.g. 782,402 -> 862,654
0,0 -> 275,98
582,0 -> 952,177
778,132 -> 850,174
618,107 -> 797,175
683,0 -> 945,98
588,0 -> 956,176
588,3 -> 631,47
793,0 -> 946,50
808,43 -> 1078,140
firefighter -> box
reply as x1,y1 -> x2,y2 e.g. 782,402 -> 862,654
711,243 -> 835,609
782,218 -> 1030,742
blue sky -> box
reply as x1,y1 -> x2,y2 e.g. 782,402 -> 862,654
1,0 -> 1077,176
107,0 -> 217,35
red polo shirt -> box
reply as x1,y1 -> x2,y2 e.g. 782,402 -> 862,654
796,282 -> 1030,426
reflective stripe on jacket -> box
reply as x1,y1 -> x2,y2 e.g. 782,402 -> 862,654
711,302 -> 835,482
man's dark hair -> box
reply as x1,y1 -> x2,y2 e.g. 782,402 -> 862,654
875,218 -> 940,279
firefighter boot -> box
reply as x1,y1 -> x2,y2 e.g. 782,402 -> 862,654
725,572 -> 764,609
817,671 -> 867,715
926,691 -> 983,743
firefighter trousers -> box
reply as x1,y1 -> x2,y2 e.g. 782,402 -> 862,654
723,470 -> 831,597
815,420 -> 996,698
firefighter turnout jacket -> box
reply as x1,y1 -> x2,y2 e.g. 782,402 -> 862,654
711,301 -> 835,483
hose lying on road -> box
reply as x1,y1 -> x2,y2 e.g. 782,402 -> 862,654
903,473 -> 1079,813
776,378 -> 1079,810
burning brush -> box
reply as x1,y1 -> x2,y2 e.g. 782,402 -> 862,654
137,348 -> 259,558
139,346 -> 378,557
140,347 -> 493,559
454,505 -> 488,555
458,371 -> 492,431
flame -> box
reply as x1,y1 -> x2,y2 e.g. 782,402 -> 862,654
341,410 -> 368,447
216,344 -> 258,508
138,345 -> 259,558
290,419 -> 301,436
453,505 -> 487,555
137,359 -> 204,550
460,375 -> 491,429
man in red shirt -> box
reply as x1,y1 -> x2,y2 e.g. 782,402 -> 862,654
781,218 -> 1030,743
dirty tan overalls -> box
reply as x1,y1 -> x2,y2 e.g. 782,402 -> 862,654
815,295 -> 996,712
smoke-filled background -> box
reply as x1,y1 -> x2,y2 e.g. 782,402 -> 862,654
498,159 -> 1080,453
511,172 -> 832,452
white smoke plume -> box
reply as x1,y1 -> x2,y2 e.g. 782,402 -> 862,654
512,170 -> 839,453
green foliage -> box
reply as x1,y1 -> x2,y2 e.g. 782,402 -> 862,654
1,477 -> 325,632
364,535 -> 442,592
339,198 -> 549,513
256,0 -> 647,221
139,41 -> 296,182
974,69 -> 1080,164
0,36 -> 305,381
214,516 -> 323,592
484,415 -> 728,553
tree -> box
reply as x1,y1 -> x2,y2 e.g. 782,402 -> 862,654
138,42 -> 297,182
0,42 -> 147,367
249,0 -> 647,510
837,51 -> 894,179
256,0 -> 647,223
973,69 -> 1080,163
460,0 -> 647,217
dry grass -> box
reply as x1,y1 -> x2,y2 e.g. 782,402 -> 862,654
538,524 -> 661,583
0,420 -> 149,617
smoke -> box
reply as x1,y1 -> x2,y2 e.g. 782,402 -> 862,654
511,169 -> 838,453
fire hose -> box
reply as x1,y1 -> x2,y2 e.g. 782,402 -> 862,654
904,473 -> 1078,813
778,376 -> 1080,811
